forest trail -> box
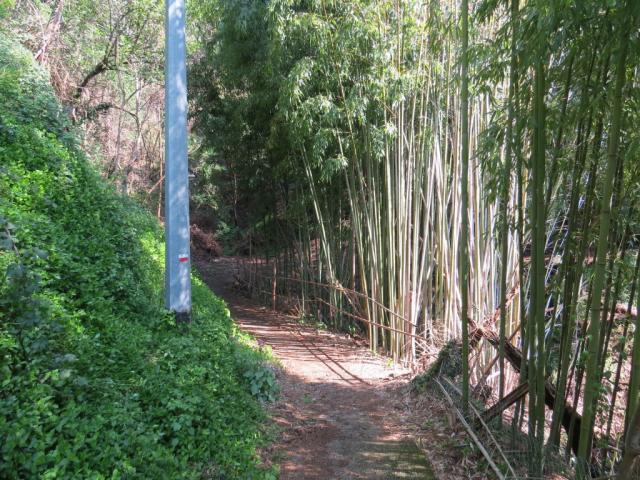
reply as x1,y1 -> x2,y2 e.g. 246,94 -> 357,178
195,255 -> 436,479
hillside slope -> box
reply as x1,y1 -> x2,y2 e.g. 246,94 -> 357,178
0,34 -> 276,479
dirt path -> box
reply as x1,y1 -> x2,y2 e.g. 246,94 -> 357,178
196,256 -> 436,480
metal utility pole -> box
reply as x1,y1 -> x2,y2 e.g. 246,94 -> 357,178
164,0 -> 191,321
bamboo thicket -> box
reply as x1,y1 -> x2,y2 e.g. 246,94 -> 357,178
190,0 -> 640,475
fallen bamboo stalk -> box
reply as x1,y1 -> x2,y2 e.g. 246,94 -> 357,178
472,324 -> 521,394
310,296 -> 432,353
249,271 -> 413,323
248,284 -> 429,343
481,382 -> 529,425
442,377 -> 518,479
471,324 -> 583,456
435,377 -> 507,480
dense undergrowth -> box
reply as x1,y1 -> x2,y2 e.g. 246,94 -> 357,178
0,34 -> 276,479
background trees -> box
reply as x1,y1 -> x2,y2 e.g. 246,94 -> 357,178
8,0 -> 166,208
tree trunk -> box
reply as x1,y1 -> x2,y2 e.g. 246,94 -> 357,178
35,0 -> 65,63
578,5 -> 632,462
459,0 -> 470,416
619,405 -> 640,479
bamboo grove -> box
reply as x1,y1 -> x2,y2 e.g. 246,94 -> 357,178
190,0 -> 640,476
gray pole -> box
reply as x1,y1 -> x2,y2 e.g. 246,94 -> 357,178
164,0 -> 191,320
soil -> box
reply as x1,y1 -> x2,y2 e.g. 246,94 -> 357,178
195,255 -> 438,480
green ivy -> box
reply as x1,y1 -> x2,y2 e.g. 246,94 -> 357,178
0,34 -> 277,479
